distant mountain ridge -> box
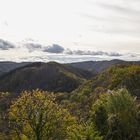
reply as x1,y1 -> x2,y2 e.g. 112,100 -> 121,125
70,59 -> 140,73
1,59 -> 140,77
0,62 -> 93,93
0,59 -> 140,94
0,61 -> 31,76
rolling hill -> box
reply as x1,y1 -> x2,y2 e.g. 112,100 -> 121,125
72,64 -> 140,99
0,62 -> 93,93
70,59 -> 140,73
67,64 -> 140,119
0,59 -> 140,77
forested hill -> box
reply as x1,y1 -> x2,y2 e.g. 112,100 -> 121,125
72,64 -> 140,99
0,60 -> 140,95
1,59 -> 140,77
0,62 -> 93,93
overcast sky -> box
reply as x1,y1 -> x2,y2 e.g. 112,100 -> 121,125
0,0 -> 140,62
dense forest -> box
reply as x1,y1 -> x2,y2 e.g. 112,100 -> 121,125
0,61 -> 140,140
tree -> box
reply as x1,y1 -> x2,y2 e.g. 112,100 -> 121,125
9,90 -> 77,140
90,93 -> 108,136
90,89 -> 140,140
0,92 -> 11,139
105,89 -> 140,140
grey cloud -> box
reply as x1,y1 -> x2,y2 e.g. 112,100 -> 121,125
0,39 -> 15,50
25,43 -> 42,52
65,49 -> 122,57
26,42 -> 121,57
24,43 -> 64,54
109,52 -> 122,57
41,44 -> 122,57
43,44 -> 64,53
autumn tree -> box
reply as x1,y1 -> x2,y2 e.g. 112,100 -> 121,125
9,90 -> 77,140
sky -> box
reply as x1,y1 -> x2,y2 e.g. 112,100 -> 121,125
0,0 -> 140,62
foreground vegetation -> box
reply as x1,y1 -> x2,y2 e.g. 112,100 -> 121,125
0,88 -> 139,140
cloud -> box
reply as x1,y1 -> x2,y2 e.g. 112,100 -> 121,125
79,12 -> 140,23
0,39 -> 15,50
0,39 -> 139,62
64,49 -> 122,57
80,0 -> 140,37
25,42 -> 122,57
98,2 -> 140,16
25,43 -> 42,52
43,44 -> 64,53
109,52 -> 122,57
0,39 -> 122,58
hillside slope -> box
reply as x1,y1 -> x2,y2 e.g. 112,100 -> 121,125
0,62 -> 93,93
67,64 -> 140,119
72,64 -> 140,99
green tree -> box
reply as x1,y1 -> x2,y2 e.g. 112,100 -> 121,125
90,89 -> 140,140
105,89 -> 140,140
90,94 -> 108,136
9,90 -> 77,140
